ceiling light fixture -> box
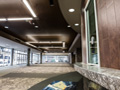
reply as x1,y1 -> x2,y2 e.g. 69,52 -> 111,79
69,9 -> 75,12
23,0 -> 37,17
27,41 -> 63,44
74,23 -> 79,26
67,25 -> 71,27
5,26 -> 9,29
62,42 -> 65,48
8,18 -> 33,21
38,46 -> 66,49
0,18 -> 7,21
35,26 -> 39,28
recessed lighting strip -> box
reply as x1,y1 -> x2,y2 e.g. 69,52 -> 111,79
8,18 -> 33,21
23,0 -> 37,18
0,18 -> 7,21
26,41 -> 63,44
0,18 -> 33,21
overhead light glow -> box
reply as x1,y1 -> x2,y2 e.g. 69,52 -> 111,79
38,46 -> 66,49
27,41 -> 63,44
0,18 -> 7,21
5,26 -> 9,29
35,26 -> 39,28
8,18 -> 33,21
23,0 -> 37,17
69,9 -> 75,12
67,25 -> 71,27
62,42 -> 65,48
74,23 -> 79,26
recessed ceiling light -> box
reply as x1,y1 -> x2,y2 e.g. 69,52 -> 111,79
33,23 -> 35,25
23,0 -> 37,17
35,26 -> 39,28
5,26 -> 9,29
75,23 -> 79,26
69,9 -> 75,12
67,25 -> 71,27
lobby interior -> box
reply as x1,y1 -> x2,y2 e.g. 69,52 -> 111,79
0,0 -> 120,90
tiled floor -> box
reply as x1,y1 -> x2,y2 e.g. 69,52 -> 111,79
0,63 -> 75,90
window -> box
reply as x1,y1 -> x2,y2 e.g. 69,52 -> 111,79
0,46 -> 11,67
85,0 -> 100,65
32,53 -> 39,64
13,50 -> 27,65
42,55 -> 69,63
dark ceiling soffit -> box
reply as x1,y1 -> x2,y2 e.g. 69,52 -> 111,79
69,33 -> 80,52
0,27 -> 42,51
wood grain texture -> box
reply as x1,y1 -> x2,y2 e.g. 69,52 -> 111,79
97,0 -> 120,69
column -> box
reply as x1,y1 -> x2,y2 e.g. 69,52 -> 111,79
40,52 -> 42,64
30,52 -> 33,64
71,52 -> 75,64
11,48 -> 14,66
27,48 -> 31,66
76,48 -> 82,62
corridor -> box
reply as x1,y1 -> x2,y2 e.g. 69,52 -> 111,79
0,64 -> 82,90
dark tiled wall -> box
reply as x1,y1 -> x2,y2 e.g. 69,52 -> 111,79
81,0 -> 120,69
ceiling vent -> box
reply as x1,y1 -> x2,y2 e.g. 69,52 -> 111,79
49,0 -> 54,6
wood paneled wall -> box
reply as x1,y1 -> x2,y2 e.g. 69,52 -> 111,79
97,0 -> 120,69
81,0 -> 120,69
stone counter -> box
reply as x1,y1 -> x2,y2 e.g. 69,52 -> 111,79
74,63 -> 120,90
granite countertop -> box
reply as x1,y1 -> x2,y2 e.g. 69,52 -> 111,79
74,63 -> 120,90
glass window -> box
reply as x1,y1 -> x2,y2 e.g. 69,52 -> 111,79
0,46 -> 11,67
85,0 -> 99,65
42,55 -> 69,63
13,50 -> 27,65
32,53 -> 39,64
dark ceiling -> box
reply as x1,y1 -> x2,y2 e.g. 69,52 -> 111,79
0,0 -> 77,52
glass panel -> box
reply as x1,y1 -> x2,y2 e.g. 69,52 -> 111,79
13,50 -> 27,65
86,0 -> 98,64
0,46 -> 11,67
33,53 -> 39,64
42,55 -> 69,63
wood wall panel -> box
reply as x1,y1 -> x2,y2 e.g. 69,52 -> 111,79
81,0 -> 120,69
96,0 -> 120,69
